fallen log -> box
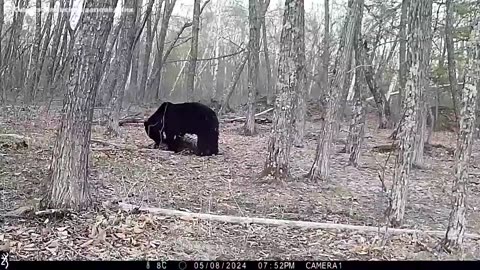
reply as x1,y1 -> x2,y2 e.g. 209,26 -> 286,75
117,202 -> 480,239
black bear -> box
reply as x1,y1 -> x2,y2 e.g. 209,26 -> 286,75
144,101 -> 219,156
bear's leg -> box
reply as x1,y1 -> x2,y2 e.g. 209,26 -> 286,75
196,133 -> 217,156
164,135 -> 182,152
196,134 -> 208,156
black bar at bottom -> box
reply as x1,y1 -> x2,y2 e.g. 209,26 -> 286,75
3,260 -> 480,270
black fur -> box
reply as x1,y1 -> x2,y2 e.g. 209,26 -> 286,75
144,102 -> 219,156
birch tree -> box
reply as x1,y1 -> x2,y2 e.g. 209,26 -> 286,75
442,18 -> 479,251
42,0 -> 117,210
260,0 -> 305,182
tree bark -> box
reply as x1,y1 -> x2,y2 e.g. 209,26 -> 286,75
244,0 -> 261,135
146,0 -> 176,102
219,51 -> 249,116
37,0 -> 56,94
442,19 -> 479,251
412,0 -> 433,166
292,1 -> 307,147
308,0 -> 358,181
345,0 -> 365,166
106,0 -> 139,136
24,0 -> 42,103
42,0 -> 117,211
260,0 -> 273,105
45,0 -> 68,91
364,48 -> 392,129
445,0 -> 459,121
128,0 -> 143,102
0,0 -> 3,101
260,0 -> 304,182
186,0 -> 201,101
387,0 -> 431,227
139,0 -> 164,103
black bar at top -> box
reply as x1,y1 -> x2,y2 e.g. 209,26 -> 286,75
3,260 -> 480,270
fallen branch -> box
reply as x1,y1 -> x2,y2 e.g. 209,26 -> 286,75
223,108 -> 273,123
0,134 -> 29,140
118,202 -> 480,239
119,116 -> 145,126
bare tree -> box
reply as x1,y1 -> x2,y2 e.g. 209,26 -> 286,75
345,0 -> 365,166
442,19 -> 479,251
320,0 -> 330,105
139,0 -> 163,103
128,0 -> 144,101
105,0 -> 139,136
292,4 -> 307,147
42,0 -> 117,210
387,0 -> 432,227
24,0 -> 42,103
260,0 -> 272,105
260,0 -> 305,182
0,0 -> 4,101
186,0 -> 201,101
219,51 -> 249,116
244,0 -> 261,135
397,0 -> 408,115
146,0 -> 176,102
445,0 -> 459,120
412,0 -> 433,166
308,0 -> 358,181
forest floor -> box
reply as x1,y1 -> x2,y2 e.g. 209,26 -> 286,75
1,104 -> 480,260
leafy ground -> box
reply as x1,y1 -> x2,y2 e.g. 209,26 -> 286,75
0,104 -> 479,260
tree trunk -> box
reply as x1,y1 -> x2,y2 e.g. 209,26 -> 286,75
0,0 -> 3,101
186,0 -> 201,101
42,0 -> 117,211
146,0 -> 176,102
308,0 -> 358,181
387,0 -> 431,227
211,0 -> 223,102
442,19 -> 479,251
412,0 -> 433,166
319,0 -> 330,107
345,0 -> 365,166
37,0 -> 56,96
260,0 -> 273,105
292,0 -> 307,147
45,0 -> 68,91
219,51 -> 249,116
445,0 -> 459,121
128,0 -> 143,103
24,0 -> 42,103
260,0 -> 304,182
106,0 -> 139,136
364,50 -> 392,129
244,0 -> 261,135
139,0 -> 164,103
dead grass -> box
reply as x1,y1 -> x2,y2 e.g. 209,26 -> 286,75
0,105 -> 479,260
